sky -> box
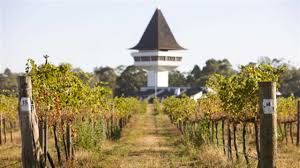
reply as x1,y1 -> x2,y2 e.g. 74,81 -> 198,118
0,0 -> 299,73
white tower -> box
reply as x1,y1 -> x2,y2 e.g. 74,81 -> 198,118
130,8 -> 185,89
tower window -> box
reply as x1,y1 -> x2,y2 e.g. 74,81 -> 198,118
136,56 -> 182,62
176,57 -> 182,61
134,57 -> 141,62
166,57 -> 176,61
158,56 -> 166,61
141,56 -> 151,61
151,56 -> 158,61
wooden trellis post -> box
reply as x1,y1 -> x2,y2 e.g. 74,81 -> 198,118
18,76 -> 42,167
258,82 -> 277,168
297,100 -> 300,146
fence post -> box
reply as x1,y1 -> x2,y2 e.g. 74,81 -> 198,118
297,100 -> 300,146
18,75 -> 42,167
259,82 -> 277,168
0,113 -> 2,145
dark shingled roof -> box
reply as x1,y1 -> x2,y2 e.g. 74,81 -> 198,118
131,9 -> 185,51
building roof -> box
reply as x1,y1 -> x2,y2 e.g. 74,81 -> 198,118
131,9 -> 185,51
184,87 -> 205,97
294,90 -> 300,98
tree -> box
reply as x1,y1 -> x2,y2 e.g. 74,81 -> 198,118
94,66 -> 117,92
186,65 -> 200,87
280,68 -> 300,96
201,59 -> 234,77
4,68 -> 12,76
191,65 -> 201,79
169,70 -> 186,87
116,66 -> 146,97
114,65 -> 126,76
187,59 -> 235,87
72,67 -> 95,86
257,56 -> 285,68
256,56 -> 300,96
0,68 -> 18,95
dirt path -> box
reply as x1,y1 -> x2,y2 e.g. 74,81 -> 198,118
99,105 -> 196,168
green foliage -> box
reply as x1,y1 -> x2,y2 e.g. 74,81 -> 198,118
153,98 -> 162,115
169,70 -> 187,87
187,59 -> 235,87
161,64 -> 289,150
25,59 -> 147,151
280,68 -> 300,96
163,96 -> 198,123
73,68 -> 96,86
162,96 -> 214,147
206,64 -> 286,121
197,94 -> 224,120
94,66 -> 117,92
27,59 -> 112,123
116,66 -> 147,97
0,94 -> 18,122
277,96 -> 297,122
182,120 -> 210,147
0,68 -> 19,95
191,65 -> 201,79
114,97 -> 146,118
75,120 -> 106,151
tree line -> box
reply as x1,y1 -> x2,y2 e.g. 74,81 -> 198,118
1,56 -> 300,97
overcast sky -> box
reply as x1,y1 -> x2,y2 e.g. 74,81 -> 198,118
0,0 -> 299,73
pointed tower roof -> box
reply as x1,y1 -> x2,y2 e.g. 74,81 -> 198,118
131,9 -> 185,51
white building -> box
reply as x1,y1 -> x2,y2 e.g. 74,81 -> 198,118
130,8 -> 185,90
130,8 -> 207,101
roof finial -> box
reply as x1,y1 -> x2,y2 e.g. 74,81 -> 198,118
155,0 -> 160,9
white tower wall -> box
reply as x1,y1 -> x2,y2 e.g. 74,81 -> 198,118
148,70 -> 169,87
131,50 -> 183,88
